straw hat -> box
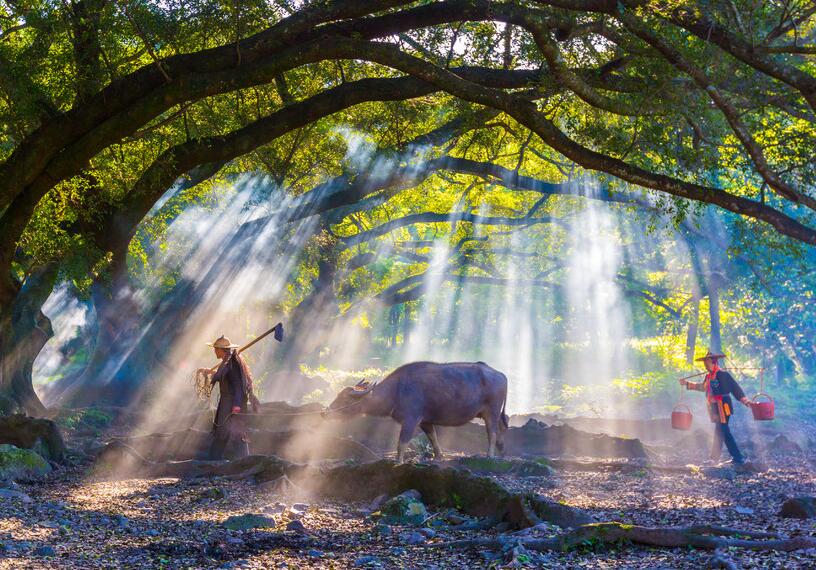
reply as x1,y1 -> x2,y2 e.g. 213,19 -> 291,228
695,349 -> 726,362
206,335 -> 239,349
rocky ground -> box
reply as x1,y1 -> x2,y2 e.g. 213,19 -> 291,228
1,419 -> 815,569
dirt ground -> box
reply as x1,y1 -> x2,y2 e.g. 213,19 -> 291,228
1,421 -> 815,569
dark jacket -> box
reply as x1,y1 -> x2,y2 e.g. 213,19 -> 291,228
686,370 -> 746,400
211,352 -> 249,435
687,370 -> 746,423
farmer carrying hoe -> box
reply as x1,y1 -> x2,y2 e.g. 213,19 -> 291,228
680,349 -> 751,466
197,336 -> 260,460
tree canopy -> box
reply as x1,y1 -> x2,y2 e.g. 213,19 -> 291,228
1,0 -> 816,412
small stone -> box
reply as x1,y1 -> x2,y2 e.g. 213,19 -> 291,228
223,513 -> 276,531
199,487 -> 226,501
39,520 -> 59,529
306,549 -> 324,558
400,531 -> 426,545
418,528 -> 436,538
225,536 -> 244,546
263,502 -> 287,515
398,489 -> 422,501
0,488 -> 32,503
734,506 -> 754,515
353,555 -> 381,567
34,545 -> 56,557
286,519 -> 307,534
389,547 -> 406,556
446,513 -> 466,525
375,523 -> 392,536
145,529 -> 160,537
367,494 -> 388,512
291,502 -> 309,512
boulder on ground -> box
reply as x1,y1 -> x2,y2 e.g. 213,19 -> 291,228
0,444 -> 52,481
222,513 -> 277,530
0,414 -> 66,462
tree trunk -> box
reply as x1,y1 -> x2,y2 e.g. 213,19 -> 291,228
708,285 -> 722,353
0,264 -> 58,416
685,296 -> 700,364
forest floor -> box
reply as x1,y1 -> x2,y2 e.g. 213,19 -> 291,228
1,420 -> 815,569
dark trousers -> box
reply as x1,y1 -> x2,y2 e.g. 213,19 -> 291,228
711,417 -> 744,464
208,433 -> 249,460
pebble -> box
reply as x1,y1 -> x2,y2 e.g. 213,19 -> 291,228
418,528 -> 436,538
375,523 -> 393,536
389,547 -> 407,556
400,531 -> 426,545
306,549 -> 324,558
353,555 -> 382,567
286,519 -> 307,534
0,489 -> 32,503
291,502 -> 309,512
34,545 -> 56,557
263,502 -> 287,515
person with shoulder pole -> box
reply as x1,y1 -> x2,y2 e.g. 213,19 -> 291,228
679,349 -> 751,466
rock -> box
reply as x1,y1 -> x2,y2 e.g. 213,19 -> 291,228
446,513 -> 466,525
306,549 -> 324,558
34,545 -> 56,557
353,555 -> 382,567
734,506 -> 754,515
285,519 -> 307,534
779,496 -> 816,519
199,487 -> 226,501
418,528 -> 436,538
0,488 -> 33,503
389,547 -> 406,556
770,434 -> 803,454
379,493 -> 428,526
0,444 -> 52,481
145,529 -> 160,537
225,536 -> 244,546
374,523 -> 392,537
367,493 -> 389,512
291,502 -> 309,512
223,513 -> 277,531
262,502 -> 287,515
0,415 -> 66,462
400,531 -> 426,545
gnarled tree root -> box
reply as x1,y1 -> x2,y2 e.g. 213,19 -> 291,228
433,522 -> 816,552
295,460 -> 591,530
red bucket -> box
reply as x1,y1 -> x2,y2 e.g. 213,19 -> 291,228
750,392 -> 775,421
671,404 -> 693,430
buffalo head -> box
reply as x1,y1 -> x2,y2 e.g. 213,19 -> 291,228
322,380 -> 378,418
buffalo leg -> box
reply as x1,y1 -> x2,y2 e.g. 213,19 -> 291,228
396,417 -> 421,463
420,422 -> 443,460
483,414 -> 497,457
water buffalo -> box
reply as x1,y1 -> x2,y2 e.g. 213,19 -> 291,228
323,361 -> 509,462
